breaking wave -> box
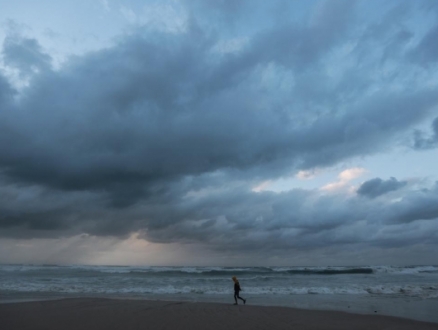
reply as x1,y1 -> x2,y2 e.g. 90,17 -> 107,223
1,264 -> 437,301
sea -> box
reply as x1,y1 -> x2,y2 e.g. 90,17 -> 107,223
1,264 -> 437,323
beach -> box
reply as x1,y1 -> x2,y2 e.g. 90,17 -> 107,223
2,264 -> 438,323
1,298 -> 438,330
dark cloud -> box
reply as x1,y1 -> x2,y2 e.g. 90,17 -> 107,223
144,185 -> 437,253
413,117 -> 438,150
357,177 -> 407,198
0,74 -> 15,104
140,181 -> 438,251
383,183 -> 438,224
1,27 -> 436,206
2,35 -> 52,77
2,175 -> 437,254
412,24 -> 438,63
0,1 -> 438,257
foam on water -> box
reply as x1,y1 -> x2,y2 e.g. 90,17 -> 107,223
1,264 -> 437,301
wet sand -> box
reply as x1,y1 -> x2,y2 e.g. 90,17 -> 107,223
1,298 -> 437,330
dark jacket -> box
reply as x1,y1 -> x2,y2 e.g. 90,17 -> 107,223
234,282 -> 241,292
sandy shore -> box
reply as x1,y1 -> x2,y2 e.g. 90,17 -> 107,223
1,298 -> 437,330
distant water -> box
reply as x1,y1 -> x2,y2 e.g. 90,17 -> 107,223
1,265 -> 437,322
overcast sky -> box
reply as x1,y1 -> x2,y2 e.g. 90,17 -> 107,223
0,0 -> 437,266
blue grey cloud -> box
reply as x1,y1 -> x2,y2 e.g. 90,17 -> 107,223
2,175 -> 438,253
412,24 -> 438,64
2,35 -> 52,77
1,26 -> 436,206
382,182 -> 438,225
413,117 -> 438,150
0,0 -> 438,256
357,177 -> 408,198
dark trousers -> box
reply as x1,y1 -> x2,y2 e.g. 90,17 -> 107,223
234,291 -> 245,303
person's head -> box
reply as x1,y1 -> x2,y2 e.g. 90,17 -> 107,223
232,276 -> 238,283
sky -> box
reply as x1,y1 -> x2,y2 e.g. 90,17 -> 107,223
0,0 -> 438,266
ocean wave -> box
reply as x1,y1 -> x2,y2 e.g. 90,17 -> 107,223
286,268 -> 373,275
373,266 -> 438,274
1,282 -> 436,298
1,265 -> 437,276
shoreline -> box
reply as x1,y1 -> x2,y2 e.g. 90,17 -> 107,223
1,298 -> 438,330
2,293 -> 437,323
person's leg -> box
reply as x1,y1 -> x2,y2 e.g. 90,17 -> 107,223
234,292 -> 238,304
236,292 -> 246,304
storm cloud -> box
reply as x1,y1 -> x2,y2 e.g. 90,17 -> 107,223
413,117 -> 438,150
357,177 -> 407,198
0,0 -> 438,263
2,34 -> 52,77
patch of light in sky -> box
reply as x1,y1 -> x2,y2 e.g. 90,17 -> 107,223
257,146 -> 438,193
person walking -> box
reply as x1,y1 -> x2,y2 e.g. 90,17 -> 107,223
232,276 -> 246,305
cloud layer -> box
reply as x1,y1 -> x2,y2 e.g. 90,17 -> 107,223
1,0 -> 438,262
